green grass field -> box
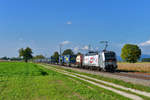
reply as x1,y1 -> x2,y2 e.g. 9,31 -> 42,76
0,62 -> 130,100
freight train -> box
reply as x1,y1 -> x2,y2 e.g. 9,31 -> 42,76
76,50 -> 117,72
34,50 -> 117,72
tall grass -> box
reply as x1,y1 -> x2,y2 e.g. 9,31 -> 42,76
118,62 -> 150,73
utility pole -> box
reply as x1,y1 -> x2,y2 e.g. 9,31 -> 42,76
60,44 -> 62,57
100,41 -> 108,51
59,44 -> 62,65
88,44 -> 91,52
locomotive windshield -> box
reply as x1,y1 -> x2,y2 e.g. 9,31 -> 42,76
104,52 -> 116,61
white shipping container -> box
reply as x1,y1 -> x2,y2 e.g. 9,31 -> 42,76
83,55 -> 99,67
76,55 -> 81,63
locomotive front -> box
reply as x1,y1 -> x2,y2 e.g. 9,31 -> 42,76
101,51 -> 117,72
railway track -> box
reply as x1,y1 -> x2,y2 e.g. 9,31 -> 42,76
55,64 -> 150,80
115,72 -> 150,80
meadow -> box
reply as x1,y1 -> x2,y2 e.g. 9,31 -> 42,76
118,62 -> 150,73
0,62 -> 129,100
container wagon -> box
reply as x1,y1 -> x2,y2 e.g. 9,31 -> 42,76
60,55 -> 76,66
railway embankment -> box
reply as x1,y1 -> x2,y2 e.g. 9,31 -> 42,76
48,64 -> 150,87
40,64 -> 150,100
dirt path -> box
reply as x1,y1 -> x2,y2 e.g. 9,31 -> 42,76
73,73 -> 150,97
41,64 -> 144,100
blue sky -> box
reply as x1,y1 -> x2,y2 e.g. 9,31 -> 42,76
0,0 -> 150,57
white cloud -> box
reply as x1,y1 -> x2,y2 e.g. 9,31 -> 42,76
61,41 -> 70,45
82,45 -> 89,50
66,21 -> 72,25
139,40 -> 150,46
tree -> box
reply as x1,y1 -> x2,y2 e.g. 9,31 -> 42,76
62,49 -> 74,56
0,56 -> 9,60
121,44 -> 141,63
19,47 -> 33,62
34,55 -> 45,59
52,51 -> 59,63
19,48 -> 24,57
76,52 -> 82,56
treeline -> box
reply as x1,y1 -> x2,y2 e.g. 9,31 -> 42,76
0,56 -> 22,61
2,44 -> 149,63
0,47 -> 80,63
